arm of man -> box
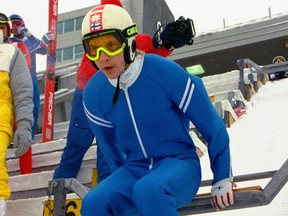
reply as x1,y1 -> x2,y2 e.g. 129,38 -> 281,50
83,73 -> 125,172
157,60 -> 234,209
10,47 -> 34,156
171,72 -> 232,183
23,28 -> 48,54
136,34 -> 172,58
84,103 -> 124,172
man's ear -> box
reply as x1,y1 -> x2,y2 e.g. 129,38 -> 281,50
125,38 -> 136,64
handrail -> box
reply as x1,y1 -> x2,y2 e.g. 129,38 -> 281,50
237,58 -> 288,97
179,159 -> 288,215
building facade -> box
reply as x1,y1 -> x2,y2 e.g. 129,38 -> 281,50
55,1 -> 288,76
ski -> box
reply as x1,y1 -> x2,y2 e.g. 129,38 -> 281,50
42,0 -> 58,142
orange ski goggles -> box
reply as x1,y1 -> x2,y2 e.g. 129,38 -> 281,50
83,29 -> 126,61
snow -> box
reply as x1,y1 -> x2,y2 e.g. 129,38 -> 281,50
197,78 -> 288,216
6,78 -> 288,215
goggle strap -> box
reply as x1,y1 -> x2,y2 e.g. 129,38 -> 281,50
122,24 -> 137,38
0,20 -> 9,24
112,76 -> 121,105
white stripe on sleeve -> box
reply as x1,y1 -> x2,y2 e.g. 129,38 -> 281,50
83,102 -> 113,128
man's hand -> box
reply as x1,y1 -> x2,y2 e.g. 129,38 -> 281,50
13,121 -> 32,157
211,178 -> 235,210
41,31 -> 55,45
18,27 -> 32,37
153,16 -> 195,50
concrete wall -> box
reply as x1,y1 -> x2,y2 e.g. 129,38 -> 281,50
123,0 -> 174,36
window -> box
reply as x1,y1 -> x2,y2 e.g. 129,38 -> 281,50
64,19 -> 74,33
56,44 -> 84,63
63,47 -> 74,61
58,16 -> 84,34
75,16 -> 84,31
56,49 -> 62,63
57,21 -> 63,34
74,44 -> 84,59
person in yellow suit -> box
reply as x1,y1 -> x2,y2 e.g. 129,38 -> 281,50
0,12 -> 34,216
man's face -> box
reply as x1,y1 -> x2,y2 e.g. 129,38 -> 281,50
11,19 -> 24,37
95,50 -> 127,80
84,31 -> 128,79
0,23 -> 9,40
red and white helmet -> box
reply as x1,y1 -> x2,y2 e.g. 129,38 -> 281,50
82,4 -> 137,63
101,0 -> 122,7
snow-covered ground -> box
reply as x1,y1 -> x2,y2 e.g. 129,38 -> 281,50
197,78 -> 288,216
6,78 -> 288,215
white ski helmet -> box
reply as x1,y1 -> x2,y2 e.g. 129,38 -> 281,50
82,4 -> 137,64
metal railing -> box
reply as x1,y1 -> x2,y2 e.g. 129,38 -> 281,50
48,159 -> 288,215
237,58 -> 288,98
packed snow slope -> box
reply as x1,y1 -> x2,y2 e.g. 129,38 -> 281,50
199,77 -> 288,216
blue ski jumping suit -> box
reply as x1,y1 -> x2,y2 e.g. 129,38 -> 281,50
53,34 -> 173,181
81,53 -> 232,216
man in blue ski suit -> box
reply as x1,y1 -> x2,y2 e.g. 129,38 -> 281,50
81,4 -> 235,215
53,0 -> 194,182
